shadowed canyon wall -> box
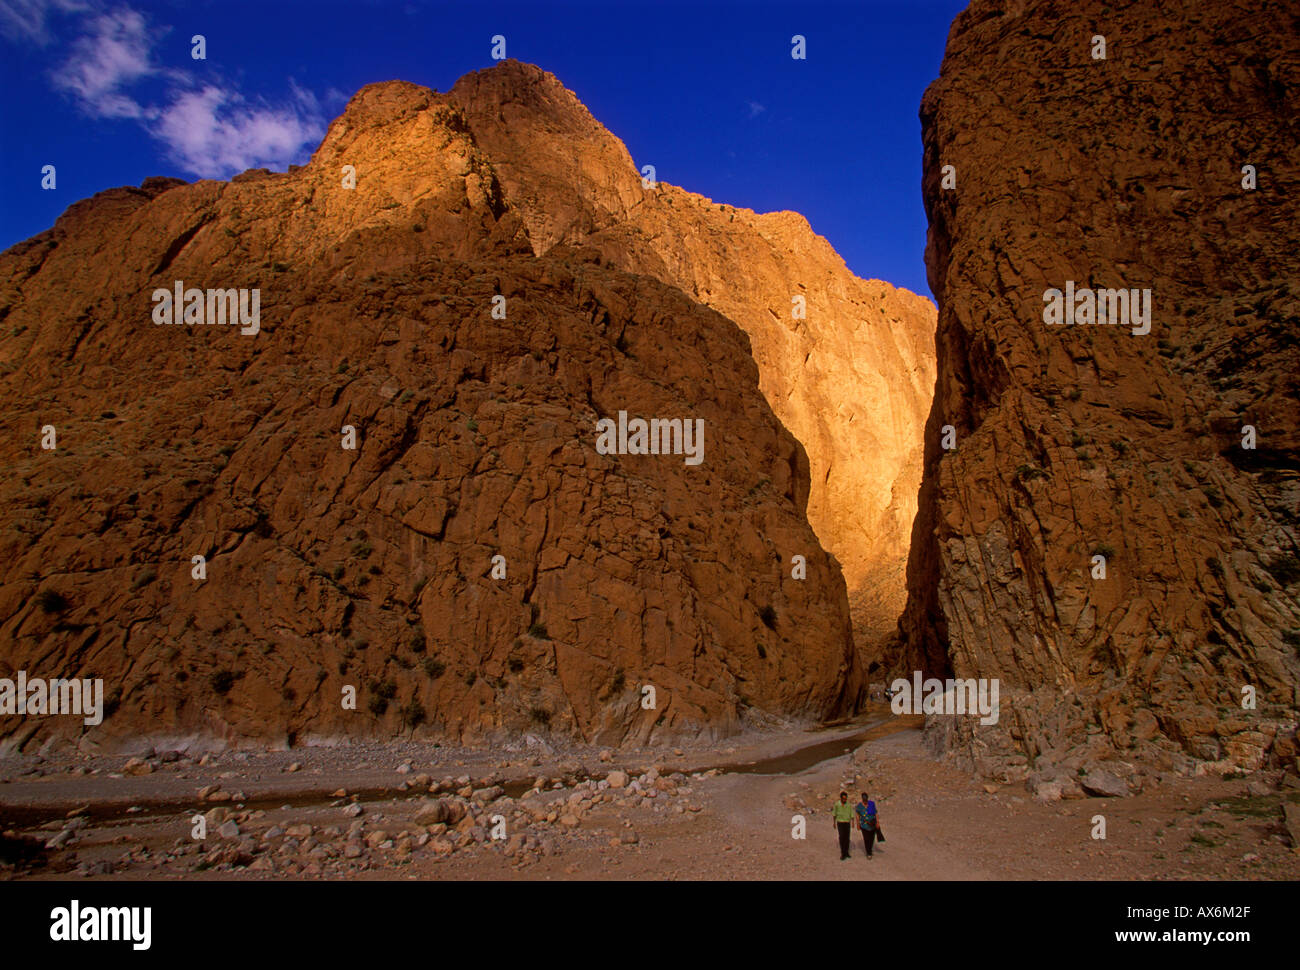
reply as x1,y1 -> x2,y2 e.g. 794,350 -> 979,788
897,0 -> 1299,789
0,71 -> 895,752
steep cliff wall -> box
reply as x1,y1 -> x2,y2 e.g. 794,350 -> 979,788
900,0 -> 1299,788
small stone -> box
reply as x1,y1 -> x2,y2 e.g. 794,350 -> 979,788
342,803 -> 364,818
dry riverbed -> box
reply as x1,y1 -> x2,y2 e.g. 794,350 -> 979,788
2,715 -> 1298,881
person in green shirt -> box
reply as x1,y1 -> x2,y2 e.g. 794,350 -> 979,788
832,791 -> 855,860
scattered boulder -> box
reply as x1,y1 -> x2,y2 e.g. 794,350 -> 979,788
1080,770 -> 1129,798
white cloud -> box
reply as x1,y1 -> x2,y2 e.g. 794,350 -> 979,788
13,1 -> 325,178
51,7 -> 156,118
0,0 -> 90,45
155,84 -> 323,179
746,100 -> 766,119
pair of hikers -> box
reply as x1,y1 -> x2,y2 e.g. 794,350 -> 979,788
831,790 -> 882,860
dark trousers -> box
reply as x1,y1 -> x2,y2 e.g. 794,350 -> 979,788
860,826 -> 876,856
837,822 -> 851,859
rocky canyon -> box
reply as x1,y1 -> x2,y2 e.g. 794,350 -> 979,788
896,0 -> 1299,791
0,63 -> 934,754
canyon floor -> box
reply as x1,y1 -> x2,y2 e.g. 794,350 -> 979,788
2,712 -> 1297,882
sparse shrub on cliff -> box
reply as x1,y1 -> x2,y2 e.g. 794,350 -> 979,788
1266,553 -> 1300,587
400,701 -> 426,728
35,589 -> 68,614
528,621 -> 549,639
1016,463 -> 1045,481
529,707 -> 551,727
210,669 -> 236,695
1092,641 -> 1118,669
422,658 -> 445,679
759,604 -> 777,630
609,668 -> 625,694
508,657 -> 524,673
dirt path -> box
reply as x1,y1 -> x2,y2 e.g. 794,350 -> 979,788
5,717 -> 1298,881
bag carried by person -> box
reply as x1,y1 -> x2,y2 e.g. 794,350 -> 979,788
876,826 -> 885,843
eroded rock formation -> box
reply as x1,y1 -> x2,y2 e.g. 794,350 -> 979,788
0,74 -> 874,751
898,0 -> 1300,788
448,62 -> 937,645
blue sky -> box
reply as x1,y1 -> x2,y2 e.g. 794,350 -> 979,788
0,0 -> 966,297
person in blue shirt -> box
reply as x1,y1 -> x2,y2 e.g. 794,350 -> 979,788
855,791 -> 881,858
